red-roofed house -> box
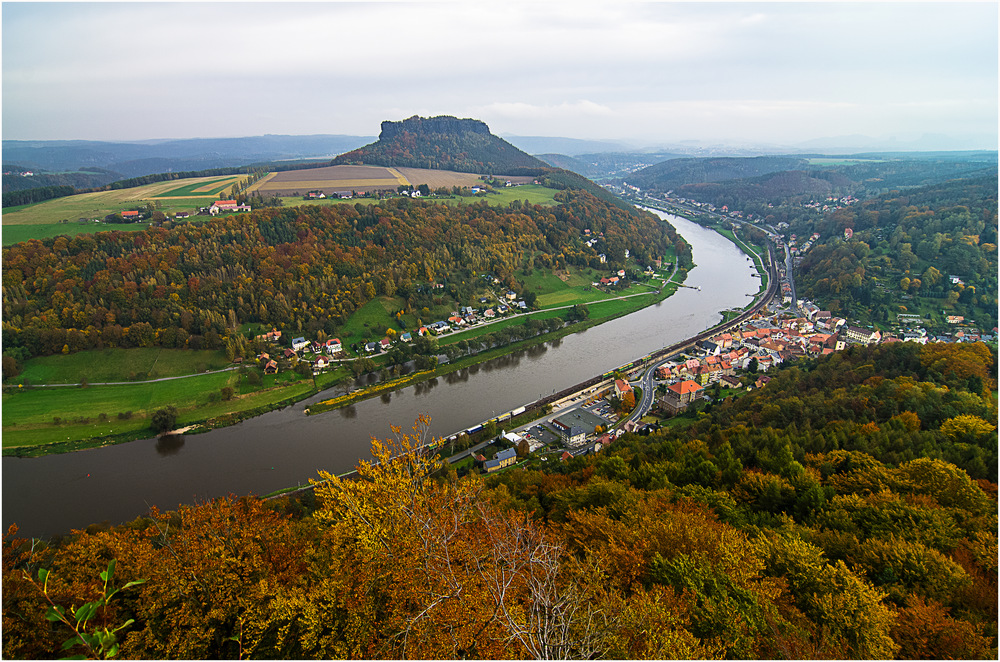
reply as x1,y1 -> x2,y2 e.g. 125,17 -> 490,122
614,379 -> 634,399
210,200 -> 251,215
660,379 -> 704,414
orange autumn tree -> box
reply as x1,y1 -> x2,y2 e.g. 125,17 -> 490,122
310,416 -> 612,659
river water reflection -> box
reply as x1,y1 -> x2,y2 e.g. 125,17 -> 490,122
3,212 -> 758,537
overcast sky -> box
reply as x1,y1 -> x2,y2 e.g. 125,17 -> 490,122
3,1 -> 997,148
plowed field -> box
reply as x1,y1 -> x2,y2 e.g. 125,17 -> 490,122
249,165 -> 408,195
248,165 -> 536,196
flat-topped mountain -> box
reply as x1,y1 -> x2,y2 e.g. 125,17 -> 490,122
332,115 -> 549,174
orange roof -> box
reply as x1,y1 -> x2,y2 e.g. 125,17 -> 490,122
669,380 -> 703,395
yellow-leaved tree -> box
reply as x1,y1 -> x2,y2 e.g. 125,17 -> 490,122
311,416 -> 612,659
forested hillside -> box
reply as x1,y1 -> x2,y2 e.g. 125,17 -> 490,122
795,175 -> 998,330
2,189 -> 678,358
625,156 -> 808,193
333,115 -> 549,174
628,152 -> 996,210
2,171 -> 119,196
3,343 -> 995,659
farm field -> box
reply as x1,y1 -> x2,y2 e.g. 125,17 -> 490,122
249,165 -> 408,196
1,174 -> 249,243
250,164 -> 535,197
10,348 -> 231,386
278,184 -> 558,211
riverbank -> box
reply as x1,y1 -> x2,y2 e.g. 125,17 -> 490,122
0,269 -> 685,457
4,210 -> 764,539
306,267 -> 689,416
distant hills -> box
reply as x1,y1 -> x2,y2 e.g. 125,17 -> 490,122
1,134 -> 373,185
332,116 -> 549,174
621,152 -> 999,206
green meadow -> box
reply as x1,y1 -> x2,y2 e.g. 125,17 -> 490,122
2,366 -> 317,451
11,348 -> 231,385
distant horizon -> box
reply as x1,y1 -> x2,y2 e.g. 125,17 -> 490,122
3,3 -> 995,149
2,128 -> 996,157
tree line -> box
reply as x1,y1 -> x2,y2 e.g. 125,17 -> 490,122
2,189 -> 680,361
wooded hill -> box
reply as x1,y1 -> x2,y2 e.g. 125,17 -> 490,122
625,152 -> 997,208
3,342 -> 995,659
624,155 -> 809,194
332,115 -> 550,174
794,175 -> 998,331
1,187 -> 681,360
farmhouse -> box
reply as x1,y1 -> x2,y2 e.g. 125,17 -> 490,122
209,200 -> 251,215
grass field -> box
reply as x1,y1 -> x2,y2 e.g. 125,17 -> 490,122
1,372 -> 315,450
335,297 -> 401,347
4,370 -> 236,426
12,348 -> 231,385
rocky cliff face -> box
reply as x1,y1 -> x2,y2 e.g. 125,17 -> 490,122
379,115 -> 491,139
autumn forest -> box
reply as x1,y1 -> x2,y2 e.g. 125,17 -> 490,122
2,342 -> 996,659
1,188 -> 680,363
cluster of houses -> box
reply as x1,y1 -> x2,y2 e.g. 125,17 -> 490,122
253,329 -> 343,374
361,298 -> 530,355
652,299 -> 995,414
788,232 -> 822,257
595,269 -> 627,288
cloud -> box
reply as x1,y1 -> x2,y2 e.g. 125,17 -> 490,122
476,101 -> 615,120
2,2 -> 996,146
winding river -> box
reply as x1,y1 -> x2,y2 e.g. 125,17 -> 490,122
2,212 -> 758,538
